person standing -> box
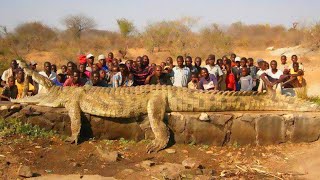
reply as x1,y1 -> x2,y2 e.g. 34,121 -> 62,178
1,60 -> 18,87
171,56 -> 191,87
38,62 -> 57,94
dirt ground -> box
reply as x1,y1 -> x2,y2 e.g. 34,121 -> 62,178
0,134 -> 319,179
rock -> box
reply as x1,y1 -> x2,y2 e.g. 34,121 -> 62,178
96,148 -> 120,162
150,163 -> 185,180
182,158 -> 201,169
140,160 -> 155,169
18,165 -> 33,178
195,175 -> 212,180
255,115 -> 286,145
202,169 -> 216,176
165,149 -> 176,154
230,119 -> 256,145
71,162 -> 81,167
292,115 -> 320,142
199,113 -> 210,121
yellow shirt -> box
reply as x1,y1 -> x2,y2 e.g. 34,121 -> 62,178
290,69 -> 303,84
15,80 -> 34,99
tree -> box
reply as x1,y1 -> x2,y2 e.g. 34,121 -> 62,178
62,14 -> 96,40
116,18 -> 134,38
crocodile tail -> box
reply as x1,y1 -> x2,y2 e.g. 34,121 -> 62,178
16,60 -> 55,91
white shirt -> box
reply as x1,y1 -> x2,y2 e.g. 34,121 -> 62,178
265,69 -> 283,79
172,66 -> 191,87
256,69 -> 266,79
38,71 -> 57,94
1,68 -> 14,83
204,65 -> 223,77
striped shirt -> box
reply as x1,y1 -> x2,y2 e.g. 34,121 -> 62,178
132,66 -> 153,86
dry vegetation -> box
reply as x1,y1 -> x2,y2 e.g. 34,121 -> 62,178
1,15 -> 320,74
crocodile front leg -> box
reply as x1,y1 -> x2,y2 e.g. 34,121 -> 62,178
64,100 -> 81,144
146,93 -> 170,153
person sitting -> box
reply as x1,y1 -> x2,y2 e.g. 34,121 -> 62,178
282,62 -> 306,88
85,71 -> 108,87
63,70 -> 85,87
260,60 -> 283,93
188,73 -> 200,90
239,67 -> 253,91
290,55 -> 304,71
279,55 -> 289,72
199,68 -> 218,91
0,76 -> 18,101
145,65 -> 171,85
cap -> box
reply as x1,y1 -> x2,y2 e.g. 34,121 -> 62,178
98,54 -> 106,60
235,57 -> 241,62
29,61 -> 37,66
86,53 -> 94,59
164,66 -> 171,70
207,54 -> 215,60
78,55 -> 87,64
257,59 -> 264,63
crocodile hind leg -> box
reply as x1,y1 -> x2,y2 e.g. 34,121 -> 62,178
146,93 -> 170,153
64,100 -> 81,144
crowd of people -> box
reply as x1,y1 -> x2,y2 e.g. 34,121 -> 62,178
0,52 -> 306,101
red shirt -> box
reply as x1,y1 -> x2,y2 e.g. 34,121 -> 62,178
226,73 -> 236,91
63,78 -> 84,87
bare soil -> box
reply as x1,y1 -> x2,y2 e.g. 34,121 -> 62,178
1,134 -> 319,179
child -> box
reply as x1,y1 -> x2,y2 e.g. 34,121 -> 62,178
225,64 -> 236,91
199,68 -> 218,91
239,67 -> 253,91
0,76 -> 18,101
188,73 -> 200,90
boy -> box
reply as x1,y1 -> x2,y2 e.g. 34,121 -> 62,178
199,68 -> 218,91
188,73 -> 200,90
239,67 -> 253,91
0,76 -> 18,101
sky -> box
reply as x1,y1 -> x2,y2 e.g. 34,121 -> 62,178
1,0 -> 320,32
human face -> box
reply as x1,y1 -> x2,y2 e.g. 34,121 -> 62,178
160,62 -> 166,68
99,70 -> 106,79
92,64 -> 99,72
270,61 -> 277,70
200,69 -> 209,78
61,66 -> 67,73
208,59 -> 215,66
51,64 -> 57,72
79,64 -> 86,72
108,53 -> 114,59
291,56 -> 298,63
11,60 -> 18,69
241,68 -> 248,77
166,57 -> 173,65
217,59 -> 223,67
155,66 -> 162,77
93,73 -> 100,84
119,66 -> 127,73
195,57 -> 201,67
112,59 -> 119,67
67,63 -> 73,71
185,58 -> 192,67
31,64 -> 37,70
16,70 -> 24,82
72,72 -> 79,83
240,60 -> 246,67
99,58 -> 106,66
248,60 -> 254,66
112,67 -> 119,73
142,56 -> 149,67
177,58 -> 184,67
44,62 -> 52,73
191,75 -> 199,83
281,56 -> 287,64
235,61 -> 240,67
8,78 -> 15,87
87,57 -> 94,65
230,54 -> 236,61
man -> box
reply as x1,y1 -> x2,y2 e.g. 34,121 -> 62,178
38,62 -> 57,94
290,55 -> 304,71
185,56 -> 198,74
97,54 -> 108,72
166,57 -> 174,69
199,68 -> 218,91
15,69 -> 34,99
194,57 -> 202,73
86,71 -> 108,87
145,65 -> 171,85
1,60 -> 18,87
29,61 -> 37,71
171,56 -> 191,87
86,53 -> 95,72
131,55 -> 153,86
205,54 -> 223,89
278,55 -> 289,72
261,60 -> 283,93
282,62 -> 306,88
232,57 -> 241,91
230,53 -> 236,67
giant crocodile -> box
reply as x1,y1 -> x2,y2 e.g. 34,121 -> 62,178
11,60 -> 319,153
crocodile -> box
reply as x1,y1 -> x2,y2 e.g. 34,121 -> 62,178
11,60 -> 319,153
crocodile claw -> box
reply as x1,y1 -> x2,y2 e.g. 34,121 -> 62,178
146,139 -> 167,153
65,136 -> 78,145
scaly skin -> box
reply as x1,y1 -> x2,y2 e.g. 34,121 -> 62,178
12,60 -> 320,152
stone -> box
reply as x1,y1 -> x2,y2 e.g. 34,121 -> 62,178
18,165 -> 33,178
199,113 -> 210,121
230,119 -> 256,145
182,158 -> 201,169
292,115 -> 320,142
96,148 -> 120,162
149,163 -> 185,180
208,114 -> 233,126
140,160 -> 155,169
255,115 -> 286,145
165,149 -> 176,154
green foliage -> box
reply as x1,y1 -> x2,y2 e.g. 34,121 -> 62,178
116,18 -> 134,38
0,118 -> 56,138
